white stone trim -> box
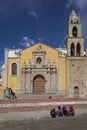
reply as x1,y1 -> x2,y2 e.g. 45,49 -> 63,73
0,101 -> 87,108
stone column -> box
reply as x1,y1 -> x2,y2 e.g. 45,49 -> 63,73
30,79 -> 33,93
50,68 -> 57,93
46,67 -> 51,93
17,52 -> 21,94
21,66 -> 27,93
4,48 -> 8,88
26,68 -> 31,93
22,71 -> 26,93
58,57 -> 62,91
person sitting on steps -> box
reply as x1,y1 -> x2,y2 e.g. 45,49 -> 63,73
9,88 -> 17,99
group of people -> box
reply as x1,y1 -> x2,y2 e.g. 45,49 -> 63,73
50,106 -> 75,118
4,87 -> 17,99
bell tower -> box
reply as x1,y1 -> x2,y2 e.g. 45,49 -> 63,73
65,10 -> 84,56
65,10 -> 87,97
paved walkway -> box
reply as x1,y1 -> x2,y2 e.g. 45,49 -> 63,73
0,108 -> 87,122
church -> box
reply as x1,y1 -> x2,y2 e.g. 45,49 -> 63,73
1,10 -> 87,98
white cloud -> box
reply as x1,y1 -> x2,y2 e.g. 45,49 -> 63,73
66,0 -> 72,8
0,0 -> 40,19
75,0 -> 87,10
37,36 -> 46,42
20,36 -> 35,47
29,11 -> 38,20
0,0 -> 58,19
66,0 -> 87,11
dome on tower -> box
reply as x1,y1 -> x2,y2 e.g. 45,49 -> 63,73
71,10 -> 77,16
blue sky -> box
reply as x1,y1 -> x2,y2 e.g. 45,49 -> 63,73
0,0 -> 87,65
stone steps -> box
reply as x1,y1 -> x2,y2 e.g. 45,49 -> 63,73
0,96 -> 87,113
1,96 -> 87,103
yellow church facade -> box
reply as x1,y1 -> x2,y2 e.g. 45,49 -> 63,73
1,10 -> 87,97
2,43 -> 66,96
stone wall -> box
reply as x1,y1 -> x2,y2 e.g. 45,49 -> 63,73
66,57 -> 87,97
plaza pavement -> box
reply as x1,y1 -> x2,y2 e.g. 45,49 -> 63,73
0,109 -> 87,123
0,95 -> 87,122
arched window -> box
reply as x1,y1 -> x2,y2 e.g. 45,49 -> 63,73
71,43 -> 75,56
74,86 -> 79,97
11,63 -> 17,75
76,43 -> 81,56
72,26 -> 78,37
36,57 -> 42,64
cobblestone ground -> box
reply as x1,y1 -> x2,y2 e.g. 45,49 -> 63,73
0,115 -> 87,130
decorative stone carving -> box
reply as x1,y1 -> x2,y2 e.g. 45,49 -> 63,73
21,46 -> 57,94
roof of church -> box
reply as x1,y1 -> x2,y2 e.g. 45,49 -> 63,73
7,42 -> 68,58
8,49 -> 21,58
19,42 -> 59,53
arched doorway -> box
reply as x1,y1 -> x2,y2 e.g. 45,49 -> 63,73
74,86 -> 79,97
33,75 -> 45,94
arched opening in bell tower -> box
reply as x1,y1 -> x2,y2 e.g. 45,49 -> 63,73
76,43 -> 81,56
72,26 -> 78,37
71,43 -> 75,56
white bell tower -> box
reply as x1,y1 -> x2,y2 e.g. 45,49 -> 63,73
65,10 -> 84,56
